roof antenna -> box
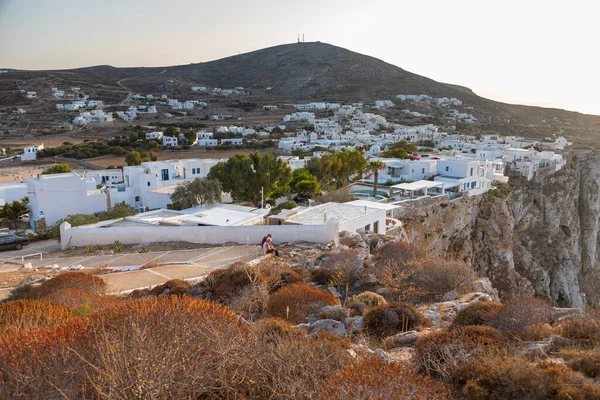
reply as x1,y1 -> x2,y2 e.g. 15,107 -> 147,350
303,34 -> 305,42
297,34 -> 300,43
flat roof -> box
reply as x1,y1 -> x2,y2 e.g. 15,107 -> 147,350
286,202 -> 382,225
391,180 -> 444,191
345,200 -> 400,211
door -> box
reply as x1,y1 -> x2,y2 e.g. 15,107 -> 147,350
161,169 -> 169,181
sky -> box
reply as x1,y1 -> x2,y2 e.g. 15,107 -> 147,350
1,0 -> 599,115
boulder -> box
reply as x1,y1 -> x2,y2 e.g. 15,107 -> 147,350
346,316 -> 365,334
441,290 -> 459,302
384,330 -> 423,349
295,319 -> 347,337
421,309 -> 442,326
350,344 -> 389,362
462,278 -> 500,301
552,307 -> 583,321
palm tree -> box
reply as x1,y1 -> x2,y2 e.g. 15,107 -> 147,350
367,160 -> 386,197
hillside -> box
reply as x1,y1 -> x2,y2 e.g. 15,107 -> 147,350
3,42 -> 600,140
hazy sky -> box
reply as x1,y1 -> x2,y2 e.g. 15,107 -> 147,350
1,0 -> 599,115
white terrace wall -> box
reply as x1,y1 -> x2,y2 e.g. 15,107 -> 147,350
60,219 -> 340,250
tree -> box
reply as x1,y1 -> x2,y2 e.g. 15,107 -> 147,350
0,196 -> 29,229
147,140 -> 161,150
164,126 -> 179,137
290,169 -> 321,198
170,177 -> 222,210
208,152 -> 292,204
307,149 -> 366,190
51,213 -> 99,239
125,151 -> 143,166
382,141 -> 417,159
41,164 -> 72,175
97,203 -> 136,221
367,160 -> 386,197
182,130 -> 197,145
149,151 -> 158,161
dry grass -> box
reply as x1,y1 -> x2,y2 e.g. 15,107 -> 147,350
364,302 -> 422,338
453,301 -> 503,327
26,272 -> 107,300
0,299 -> 78,332
488,297 -> 554,340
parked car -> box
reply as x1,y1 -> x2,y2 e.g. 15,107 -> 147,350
0,234 -> 29,251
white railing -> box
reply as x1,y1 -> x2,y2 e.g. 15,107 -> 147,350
18,253 -> 43,261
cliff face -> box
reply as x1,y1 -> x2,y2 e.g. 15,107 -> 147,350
399,151 -> 600,308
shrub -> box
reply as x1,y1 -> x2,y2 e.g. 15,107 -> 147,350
364,302 -> 421,337
373,241 -> 416,266
349,291 -> 387,307
318,356 -> 450,400
149,279 -> 191,296
4,284 -> 33,301
346,301 -> 368,317
414,329 -> 483,381
459,325 -> 503,344
26,272 -> 107,300
454,355 -> 600,400
253,317 -> 304,344
0,299 -> 77,332
112,240 -> 124,252
409,258 -> 477,300
559,313 -> 600,347
228,283 -> 270,321
207,263 -> 265,301
567,351 -> 600,378
315,250 -> 364,285
318,306 -> 347,322
266,268 -> 304,293
453,301 -> 503,326
41,288 -> 120,315
268,283 -> 338,324
488,297 -> 554,339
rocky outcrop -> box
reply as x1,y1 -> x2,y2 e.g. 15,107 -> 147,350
398,151 -> 600,308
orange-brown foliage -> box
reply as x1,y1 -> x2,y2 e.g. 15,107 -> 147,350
453,301 -> 503,327
454,355 -> 600,400
364,302 -> 422,337
41,288 -> 121,313
567,351 -> 600,379
26,272 -> 107,299
318,356 -> 451,400
488,297 -> 554,340
0,299 -> 78,332
268,283 -> 338,324
559,314 -> 600,347
149,279 -> 191,296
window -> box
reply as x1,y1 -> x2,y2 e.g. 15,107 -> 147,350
422,168 -> 425,174
471,181 -> 477,189
135,196 -> 140,202
374,221 -> 379,233
147,182 -> 151,187
470,167 -> 474,176
445,166 -> 450,172
191,168 -> 195,174
364,224 -> 371,232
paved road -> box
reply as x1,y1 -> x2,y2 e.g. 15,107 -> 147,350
0,245 -> 262,299
0,240 -> 62,260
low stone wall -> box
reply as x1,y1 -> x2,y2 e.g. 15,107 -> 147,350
391,195 -> 450,219
60,219 -> 340,250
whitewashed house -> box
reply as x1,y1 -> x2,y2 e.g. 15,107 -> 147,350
146,131 -> 164,140
162,136 -> 178,147
21,144 -> 44,161
221,138 -> 243,145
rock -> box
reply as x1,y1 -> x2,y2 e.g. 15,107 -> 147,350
359,273 -> 378,286
338,233 -> 369,250
318,305 -> 346,322
462,278 -> 500,301
346,316 -> 365,334
552,307 -> 583,321
441,290 -> 459,302
21,263 -> 33,270
295,319 -> 347,337
376,288 -> 391,297
350,344 -> 389,362
388,347 -> 415,364
519,340 -> 552,359
421,310 -> 442,326
384,330 -> 423,349
549,335 -> 574,348
458,292 -> 493,303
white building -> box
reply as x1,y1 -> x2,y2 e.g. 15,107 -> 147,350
27,173 -> 109,227
25,91 -> 37,99
375,100 -> 394,108
221,138 -> 243,145
197,139 -> 219,146
146,131 -> 164,140
21,144 -> 44,161
162,136 -> 178,147
434,158 -> 490,193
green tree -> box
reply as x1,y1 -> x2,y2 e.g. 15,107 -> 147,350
170,177 -> 222,210
290,169 -> 321,197
164,126 -> 179,137
208,152 -> 292,204
41,164 -> 72,175
0,196 -> 29,229
382,141 -> 417,159
307,149 -> 366,189
183,130 -> 197,145
125,151 -> 143,166
98,203 -> 136,221
51,213 -> 100,239
367,160 -> 386,197
149,151 -> 158,161
147,140 -> 161,150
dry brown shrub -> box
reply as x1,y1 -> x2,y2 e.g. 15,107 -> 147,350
318,356 -> 451,400
26,272 -> 107,299
318,306 -> 347,322
567,351 -> 600,379
373,241 -> 417,266
409,258 -> 477,300
364,302 -> 422,337
228,282 -> 270,321
459,325 -> 503,344
0,299 -> 78,332
454,355 -> 600,400
41,288 -> 121,314
349,291 -> 387,307
488,297 -> 554,340
149,279 -> 191,296
347,301 -> 368,317
453,301 -> 503,327
315,250 -> 364,285
559,312 -> 600,347
266,268 -> 305,293
414,328 -> 497,381
253,317 -> 304,344
207,263 -> 266,301
267,283 -> 338,324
